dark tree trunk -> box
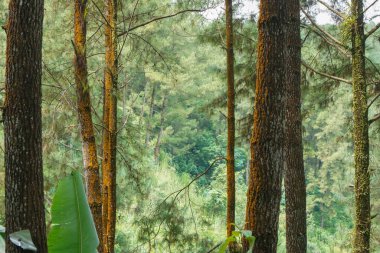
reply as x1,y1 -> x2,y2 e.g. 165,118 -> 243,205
225,0 -> 236,251
73,0 -> 103,251
351,0 -> 370,252
284,0 -> 307,252
4,0 -> 47,252
102,0 -> 118,252
244,1 -> 286,252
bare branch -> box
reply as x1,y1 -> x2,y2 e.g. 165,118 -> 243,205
364,0 -> 379,14
206,242 -> 224,253
118,9 -> 203,37
369,113 -> 380,125
317,0 -> 346,19
301,8 -> 347,50
365,22 -> 380,39
91,0 -> 111,28
129,32 -> 173,76
368,93 -> 380,109
302,60 -> 352,84
301,24 -> 351,57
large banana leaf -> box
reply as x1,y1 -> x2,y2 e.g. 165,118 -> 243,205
0,225 -> 4,253
48,171 -> 99,253
0,235 -> 4,253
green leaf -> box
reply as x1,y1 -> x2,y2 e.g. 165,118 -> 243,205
218,236 -> 236,253
48,171 -> 99,253
231,231 -> 240,237
9,230 -> 37,251
0,235 -> 4,253
218,240 -> 229,253
246,236 -> 256,253
0,226 -> 4,234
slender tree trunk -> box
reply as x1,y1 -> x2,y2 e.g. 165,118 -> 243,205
284,1 -> 307,252
74,0 -> 103,251
225,0 -> 236,251
102,0 -> 118,252
145,84 -> 156,146
139,84 -> 147,126
351,0 -> 370,252
154,96 -> 167,161
4,0 -> 47,252
244,1 -> 286,252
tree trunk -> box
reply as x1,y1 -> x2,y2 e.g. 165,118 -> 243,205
225,0 -> 236,251
244,1 -> 286,252
102,0 -> 118,252
4,0 -> 47,252
74,0 -> 103,251
351,0 -> 370,252
145,84 -> 156,146
154,96 -> 167,161
284,0 -> 307,252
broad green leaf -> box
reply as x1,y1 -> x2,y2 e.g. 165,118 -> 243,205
218,236 -> 236,253
0,235 -> 4,253
48,171 -> 99,253
9,230 -> 37,251
231,231 -> 240,237
0,226 -> 4,233
246,236 -> 256,253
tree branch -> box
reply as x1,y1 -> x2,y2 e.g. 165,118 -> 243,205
317,0 -> 346,19
369,113 -> 380,125
206,242 -> 223,253
302,60 -> 352,84
365,22 -> 380,39
367,93 -> 380,109
91,0 -> 111,28
129,32 -> 173,76
301,8 -> 347,50
301,24 -> 351,57
364,0 -> 379,14
118,9 -> 203,37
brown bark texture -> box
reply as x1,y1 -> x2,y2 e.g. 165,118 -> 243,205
244,1 -> 286,252
74,0 -> 103,251
351,0 -> 370,252
102,0 -> 118,252
284,1 -> 307,252
4,0 -> 47,252
225,0 -> 236,248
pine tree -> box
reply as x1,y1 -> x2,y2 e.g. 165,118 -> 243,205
351,0 -> 370,252
284,0 -> 307,252
102,0 -> 118,252
225,0 -> 236,246
74,0 -> 103,251
4,0 -> 47,252
244,1 -> 286,252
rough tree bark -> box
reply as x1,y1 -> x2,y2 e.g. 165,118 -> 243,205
244,1 -> 286,252
4,0 -> 47,252
284,0 -> 307,252
73,0 -> 103,251
225,0 -> 236,251
102,0 -> 118,252
351,0 -> 370,252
